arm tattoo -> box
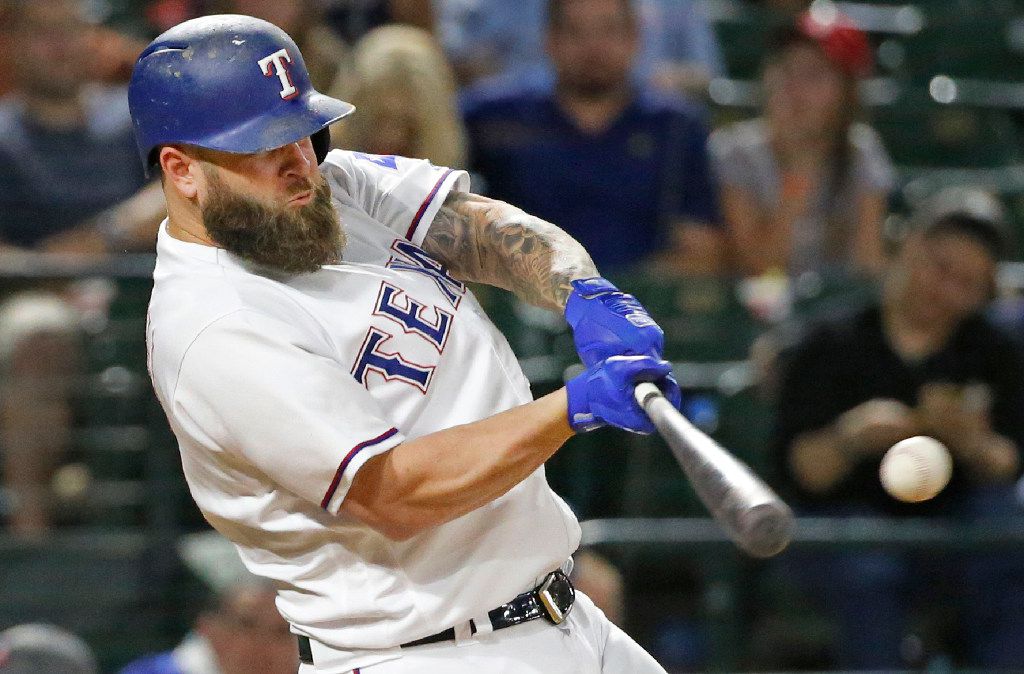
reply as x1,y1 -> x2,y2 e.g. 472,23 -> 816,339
422,191 -> 598,311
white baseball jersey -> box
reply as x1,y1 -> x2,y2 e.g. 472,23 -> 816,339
147,150 -> 581,673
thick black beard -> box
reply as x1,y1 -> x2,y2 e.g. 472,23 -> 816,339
201,170 -> 344,274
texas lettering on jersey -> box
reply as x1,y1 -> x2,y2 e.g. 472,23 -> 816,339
386,240 -> 466,309
351,240 -> 460,393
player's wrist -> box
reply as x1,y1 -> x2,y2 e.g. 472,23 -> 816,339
565,278 -> 664,369
566,370 -> 604,433
564,277 -> 619,326
566,356 -> 672,434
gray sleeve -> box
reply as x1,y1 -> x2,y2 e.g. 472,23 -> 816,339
708,124 -> 762,193
850,124 -> 897,194
708,122 -> 770,196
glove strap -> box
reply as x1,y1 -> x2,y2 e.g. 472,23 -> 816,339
565,277 -> 619,327
566,371 -> 603,432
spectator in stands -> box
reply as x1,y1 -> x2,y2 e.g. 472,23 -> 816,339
0,0 -> 148,250
773,187 -> 1024,669
0,0 -> 161,535
748,0 -> 811,14
463,0 -> 720,275
711,11 -> 894,278
215,0 -> 347,92
119,580 -> 298,674
570,549 -> 626,626
329,25 -> 467,168
0,3 -> 13,98
438,0 -> 724,96
0,623 -> 97,674
326,0 -> 434,45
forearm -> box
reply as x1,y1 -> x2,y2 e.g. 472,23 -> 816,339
788,427 -> 855,494
851,193 -> 886,275
951,431 -> 1019,482
720,186 -> 787,275
342,389 -> 573,539
423,192 -> 598,311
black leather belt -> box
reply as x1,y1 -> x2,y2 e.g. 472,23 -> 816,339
297,569 -> 575,665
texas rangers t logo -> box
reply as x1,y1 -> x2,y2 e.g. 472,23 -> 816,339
258,48 -> 298,100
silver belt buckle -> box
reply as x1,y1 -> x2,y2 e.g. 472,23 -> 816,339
537,572 -> 570,625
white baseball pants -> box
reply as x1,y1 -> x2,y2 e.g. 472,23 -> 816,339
298,592 -> 667,674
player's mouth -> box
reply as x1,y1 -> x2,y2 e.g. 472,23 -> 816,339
288,190 -> 313,207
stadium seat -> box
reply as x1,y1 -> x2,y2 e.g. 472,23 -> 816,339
872,103 -> 1022,168
882,19 -> 1024,82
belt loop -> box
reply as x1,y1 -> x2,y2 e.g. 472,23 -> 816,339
453,620 -> 475,644
471,614 -> 493,637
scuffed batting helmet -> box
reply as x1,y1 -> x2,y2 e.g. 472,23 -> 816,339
128,14 -> 354,175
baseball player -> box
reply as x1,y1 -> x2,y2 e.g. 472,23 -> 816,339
132,15 -> 680,674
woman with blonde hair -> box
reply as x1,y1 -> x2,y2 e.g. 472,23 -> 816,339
329,25 -> 467,169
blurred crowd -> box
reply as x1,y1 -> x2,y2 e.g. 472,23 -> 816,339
2,0 -> 1024,671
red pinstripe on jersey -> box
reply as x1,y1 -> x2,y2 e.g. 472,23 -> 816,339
321,428 -> 400,509
405,169 -> 455,240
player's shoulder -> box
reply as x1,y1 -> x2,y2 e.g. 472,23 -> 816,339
321,149 -> 430,191
325,147 -> 421,173
150,265 -> 300,368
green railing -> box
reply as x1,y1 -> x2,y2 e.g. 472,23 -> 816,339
0,258 -> 1019,672
581,517 -> 1024,672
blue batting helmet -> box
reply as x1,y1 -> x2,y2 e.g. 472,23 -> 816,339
128,14 -> 354,175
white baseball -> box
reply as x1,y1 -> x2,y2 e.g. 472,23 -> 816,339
879,436 -> 953,502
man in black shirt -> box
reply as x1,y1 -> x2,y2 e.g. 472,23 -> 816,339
774,187 -> 1024,669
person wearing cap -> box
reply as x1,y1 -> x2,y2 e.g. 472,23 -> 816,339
134,11 -> 679,674
710,9 -> 896,278
771,187 -> 1024,668
118,581 -> 297,674
0,623 -> 97,674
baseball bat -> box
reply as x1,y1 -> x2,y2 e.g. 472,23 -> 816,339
633,382 -> 794,558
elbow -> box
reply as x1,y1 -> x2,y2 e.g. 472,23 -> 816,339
975,436 -> 1020,483
343,502 -> 434,541
788,438 -> 840,495
371,518 -> 425,542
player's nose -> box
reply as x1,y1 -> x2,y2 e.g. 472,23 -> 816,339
277,139 -> 315,180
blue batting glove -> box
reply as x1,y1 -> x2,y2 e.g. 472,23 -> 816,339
565,277 -> 664,367
566,355 -> 682,434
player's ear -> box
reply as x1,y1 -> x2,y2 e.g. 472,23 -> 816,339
159,145 -> 201,200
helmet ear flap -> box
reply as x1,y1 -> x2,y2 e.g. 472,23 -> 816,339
311,127 -> 331,165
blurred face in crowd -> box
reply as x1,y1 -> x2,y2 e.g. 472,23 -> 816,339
364,85 -> 420,157
226,0 -> 310,36
9,0 -> 89,101
763,41 -> 848,139
891,230 -> 995,328
163,138 -> 344,274
199,585 -> 298,674
547,0 -> 639,98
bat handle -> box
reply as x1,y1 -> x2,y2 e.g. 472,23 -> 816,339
634,381 -> 664,409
